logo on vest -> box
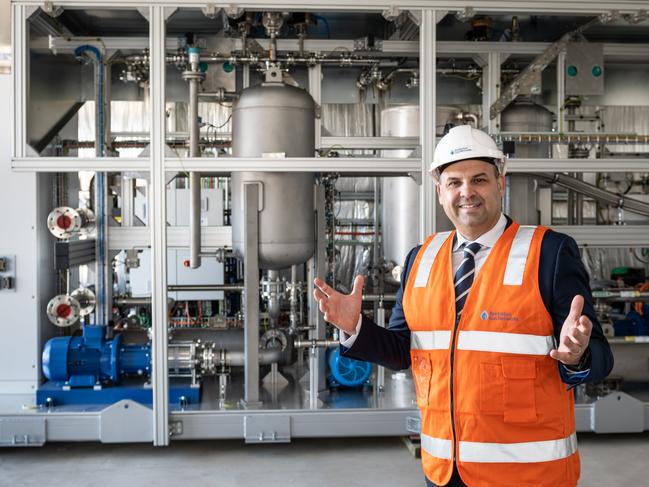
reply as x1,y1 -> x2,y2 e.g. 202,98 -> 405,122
480,310 -> 519,322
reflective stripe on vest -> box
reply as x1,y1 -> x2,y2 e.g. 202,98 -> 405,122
412,330 -> 553,355
414,231 -> 452,288
421,434 -> 453,460
503,225 -> 536,286
411,331 -> 452,350
459,433 -> 578,463
414,225 -> 538,289
456,330 -> 554,355
421,433 -> 578,464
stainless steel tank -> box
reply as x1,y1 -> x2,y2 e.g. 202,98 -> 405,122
381,105 -> 454,268
501,99 -> 553,158
231,83 -> 315,270
501,100 -> 554,224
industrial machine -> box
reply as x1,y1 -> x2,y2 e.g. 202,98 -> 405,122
1,2 -> 649,447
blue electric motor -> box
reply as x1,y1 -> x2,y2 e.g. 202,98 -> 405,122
42,325 -> 150,388
327,348 -> 372,388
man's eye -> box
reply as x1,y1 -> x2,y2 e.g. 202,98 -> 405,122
474,178 -> 486,184
448,181 -> 460,187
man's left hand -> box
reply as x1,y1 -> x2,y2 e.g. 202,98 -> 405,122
549,295 -> 593,366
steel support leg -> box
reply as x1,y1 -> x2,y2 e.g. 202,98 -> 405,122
243,182 -> 261,408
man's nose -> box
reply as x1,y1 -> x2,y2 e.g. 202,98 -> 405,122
459,181 -> 476,198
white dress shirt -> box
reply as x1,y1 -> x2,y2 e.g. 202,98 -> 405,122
340,213 -> 508,347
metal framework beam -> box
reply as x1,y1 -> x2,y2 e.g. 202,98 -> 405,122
321,136 -> 419,150
108,226 -> 232,250
164,157 -> 422,173
12,158 -> 149,172
419,8 -> 435,237
9,1 -> 649,15
149,5 -> 169,447
507,158 -> 649,173
554,226 -> 649,247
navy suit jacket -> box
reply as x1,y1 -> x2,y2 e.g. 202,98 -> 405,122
342,219 -> 614,385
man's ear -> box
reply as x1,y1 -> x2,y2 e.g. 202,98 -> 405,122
497,174 -> 505,196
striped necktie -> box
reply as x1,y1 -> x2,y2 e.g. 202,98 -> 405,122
454,241 -> 482,316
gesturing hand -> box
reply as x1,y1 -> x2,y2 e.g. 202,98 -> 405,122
313,275 -> 364,335
549,295 -> 593,366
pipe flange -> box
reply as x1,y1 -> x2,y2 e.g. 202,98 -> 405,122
199,343 -> 216,375
181,70 -> 206,82
47,207 -> 95,239
46,294 -> 81,327
70,287 -> 96,316
260,329 -> 288,352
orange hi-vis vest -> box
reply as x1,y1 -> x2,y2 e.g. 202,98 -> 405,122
403,221 -> 580,487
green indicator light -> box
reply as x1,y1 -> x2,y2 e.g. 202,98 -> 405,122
567,65 -> 578,77
592,66 -> 602,77
223,62 -> 234,73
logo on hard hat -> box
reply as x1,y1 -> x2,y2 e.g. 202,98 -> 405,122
480,310 -> 489,320
450,147 -> 471,155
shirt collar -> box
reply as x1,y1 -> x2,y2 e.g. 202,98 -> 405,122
453,213 -> 507,252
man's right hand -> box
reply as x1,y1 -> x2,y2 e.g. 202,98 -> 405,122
313,275 -> 364,335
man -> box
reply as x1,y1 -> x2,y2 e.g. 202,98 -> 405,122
313,125 -> 613,487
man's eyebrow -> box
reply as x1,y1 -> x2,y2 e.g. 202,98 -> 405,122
446,172 -> 489,181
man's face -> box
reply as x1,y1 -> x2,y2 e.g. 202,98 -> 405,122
436,159 -> 505,239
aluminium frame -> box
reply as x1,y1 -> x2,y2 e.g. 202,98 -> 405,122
8,0 -> 649,445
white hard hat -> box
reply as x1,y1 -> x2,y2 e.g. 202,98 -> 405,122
431,125 -> 506,175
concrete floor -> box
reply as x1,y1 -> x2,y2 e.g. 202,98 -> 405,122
1,433 -> 648,486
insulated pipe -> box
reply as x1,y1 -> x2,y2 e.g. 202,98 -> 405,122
531,173 -> 649,217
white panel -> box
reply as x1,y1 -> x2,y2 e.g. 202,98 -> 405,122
0,74 -> 55,398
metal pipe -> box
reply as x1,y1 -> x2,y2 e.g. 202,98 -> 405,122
168,284 -> 244,292
592,291 -> 649,301
189,74 -> 201,269
294,339 -> 339,348
267,270 -> 281,327
197,90 -> 240,102
127,53 -> 386,67
189,172 -> 201,268
221,348 -> 283,367
289,265 -> 299,333
115,297 -> 176,306
498,132 -> 649,144
530,173 -> 649,217
362,293 -> 397,302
